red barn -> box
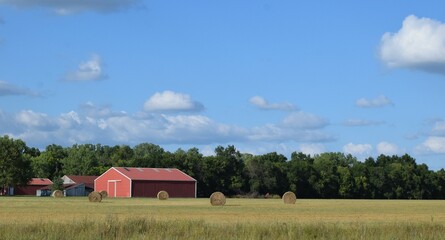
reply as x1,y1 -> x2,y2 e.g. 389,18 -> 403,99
94,167 -> 197,198
14,178 -> 53,195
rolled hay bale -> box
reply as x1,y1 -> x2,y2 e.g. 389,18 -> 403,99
210,192 -> 226,206
157,190 -> 169,200
282,191 -> 297,204
88,191 -> 102,202
51,190 -> 63,198
99,190 -> 108,198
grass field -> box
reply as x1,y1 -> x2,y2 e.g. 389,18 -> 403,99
1,197 -> 445,239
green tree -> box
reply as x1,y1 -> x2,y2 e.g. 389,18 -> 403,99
0,136 -> 33,191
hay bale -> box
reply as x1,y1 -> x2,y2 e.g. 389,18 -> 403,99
51,190 -> 63,198
99,190 -> 108,198
282,191 -> 297,204
210,192 -> 226,206
157,190 -> 169,200
88,191 -> 102,202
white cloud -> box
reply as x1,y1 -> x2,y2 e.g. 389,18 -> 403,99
249,96 -> 297,111
343,119 -> 385,127
0,81 -> 40,97
431,120 -> 445,136
282,111 -> 328,129
415,137 -> 445,154
64,54 -> 107,81
0,0 -> 141,15
343,143 -> 373,156
143,91 -> 204,112
356,95 -> 393,108
380,15 -> 445,74
377,141 -> 399,155
299,143 -> 326,156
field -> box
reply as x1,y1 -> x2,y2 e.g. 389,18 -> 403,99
1,197 -> 445,239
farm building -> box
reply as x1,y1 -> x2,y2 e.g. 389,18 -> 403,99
95,167 -> 196,198
62,175 -> 97,196
14,178 -> 53,196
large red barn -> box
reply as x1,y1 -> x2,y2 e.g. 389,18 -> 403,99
94,167 -> 197,198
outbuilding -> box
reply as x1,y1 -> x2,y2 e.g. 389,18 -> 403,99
14,178 -> 53,196
62,175 -> 97,196
94,167 -> 197,198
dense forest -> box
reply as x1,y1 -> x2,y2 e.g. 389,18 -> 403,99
1,135 -> 445,199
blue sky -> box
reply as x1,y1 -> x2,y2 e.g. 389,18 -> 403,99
1,1 -> 445,169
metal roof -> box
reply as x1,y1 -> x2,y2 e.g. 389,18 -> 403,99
65,175 -> 98,189
113,167 -> 196,182
29,178 -> 53,186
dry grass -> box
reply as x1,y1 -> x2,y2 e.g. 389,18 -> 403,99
157,190 -> 169,200
210,192 -> 226,206
282,191 -> 297,204
88,191 -> 102,202
99,190 -> 108,198
1,197 -> 445,239
51,190 -> 63,198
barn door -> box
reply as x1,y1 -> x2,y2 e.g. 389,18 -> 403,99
107,180 -> 120,197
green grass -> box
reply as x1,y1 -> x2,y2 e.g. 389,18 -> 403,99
1,197 -> 445,239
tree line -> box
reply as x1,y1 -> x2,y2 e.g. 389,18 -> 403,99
1,135 -> 445,199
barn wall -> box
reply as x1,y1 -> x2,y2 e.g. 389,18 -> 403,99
14,186 -> 43,195
95,168 -> 131,197
132,181 -> 196,198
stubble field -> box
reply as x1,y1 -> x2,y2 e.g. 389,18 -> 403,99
0,197 -> 445,239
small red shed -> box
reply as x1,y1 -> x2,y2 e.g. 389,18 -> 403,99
14,178 -> 53,195
94,167 -> 197,198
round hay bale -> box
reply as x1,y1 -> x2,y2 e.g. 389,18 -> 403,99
282,191 -> 297,204
210,192 -> 226,206
88,191 -> 102,202
99,190 -> 108,198
157,190 -> 169,200
51,190 -> 63,198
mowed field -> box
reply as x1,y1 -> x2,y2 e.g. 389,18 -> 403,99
1,197 -> 445,239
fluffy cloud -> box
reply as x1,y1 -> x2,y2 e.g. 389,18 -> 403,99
282,112 -> 328,129
343,143 -> 373,156
299,143 -> 326,156
1,100 -> 333,148
343,119 -> 385,127
249,96 -> 297,111
415,137 -> 445,154
0,81 -> 39,97
380,15 -> 445,74
377,142 -> 399,155
356,95 -> 393,108
0,0 -> 141,15
144,91 -> 204,113
64,54 -> 107,81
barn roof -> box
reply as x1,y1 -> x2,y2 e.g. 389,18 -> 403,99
113,167 -> 196,182
65,175 -> 98,189
29,178 -> 53,186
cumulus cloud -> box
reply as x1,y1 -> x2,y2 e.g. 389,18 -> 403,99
343,119 -> 385,127
415,137 -> 445,154
144,91 -> 204,113
377,141 -> 399,155
0,81 -> 40,97
0,0 -> 141,15
249,96 -> 297,111
64,54 -> 107,81
299,143 -> 326,156
414,120 -> 445,154
343,143 -> 373,156
282,112 -> 328,129
0,101 -> 333,149
380,15 -> 445,74
356,95 -> 393,108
